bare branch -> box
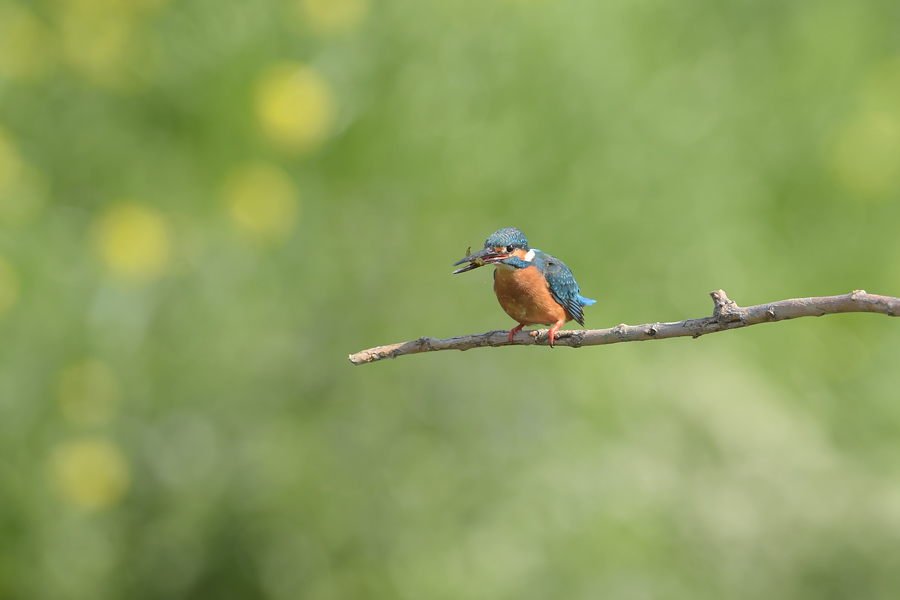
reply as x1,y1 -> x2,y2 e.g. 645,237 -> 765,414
348,290 -> 899,366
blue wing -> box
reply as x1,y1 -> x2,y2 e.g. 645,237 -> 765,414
533,250 -> 596,326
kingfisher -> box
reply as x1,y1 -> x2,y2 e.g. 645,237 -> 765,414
452,227 -> 596,347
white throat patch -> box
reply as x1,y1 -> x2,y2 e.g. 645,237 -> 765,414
523,249 -> 536,262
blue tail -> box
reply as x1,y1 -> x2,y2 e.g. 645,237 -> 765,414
577,294 -> 596,307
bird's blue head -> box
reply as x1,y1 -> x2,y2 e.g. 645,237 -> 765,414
484,227 -> 530,252
452,227 -> 532,274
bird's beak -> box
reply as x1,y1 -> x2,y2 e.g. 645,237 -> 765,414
452,248 -> 508,274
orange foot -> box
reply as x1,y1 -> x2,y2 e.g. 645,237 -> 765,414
548,322 -> 564,348
508,323 -> 525,342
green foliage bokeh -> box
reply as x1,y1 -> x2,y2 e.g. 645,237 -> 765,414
1,0 -> 899,598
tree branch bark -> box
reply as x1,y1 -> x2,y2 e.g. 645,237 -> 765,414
348,290 -> 899,366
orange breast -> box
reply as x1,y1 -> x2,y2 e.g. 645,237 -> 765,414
493,265 -> 569,326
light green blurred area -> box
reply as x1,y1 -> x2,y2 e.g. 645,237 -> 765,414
1,0 -> 900,598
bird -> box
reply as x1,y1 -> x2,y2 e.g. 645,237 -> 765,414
452,227 -> 596,347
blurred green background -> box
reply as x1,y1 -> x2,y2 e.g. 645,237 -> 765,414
1,0 -> 900,598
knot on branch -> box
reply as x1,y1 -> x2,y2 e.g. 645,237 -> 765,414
711,290 -> 738,316
710,289 -> 745,325
415,337 -> 435,351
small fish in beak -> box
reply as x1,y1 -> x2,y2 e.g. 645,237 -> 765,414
451,247 -> 508,274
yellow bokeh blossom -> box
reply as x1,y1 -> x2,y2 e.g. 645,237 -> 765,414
224,162 -> 300,243
58,359 -> 121,426
300,0 -> 370,34
48,0 -> 172,88
93,202 -> 172,282
255,63 -> 337,154
0,255 -> 18,318
58,7 -> 137,89
49,438 -> 131,511
54,0 -> 169,91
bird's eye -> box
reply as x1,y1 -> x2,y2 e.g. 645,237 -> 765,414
505,245 -> 514,252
